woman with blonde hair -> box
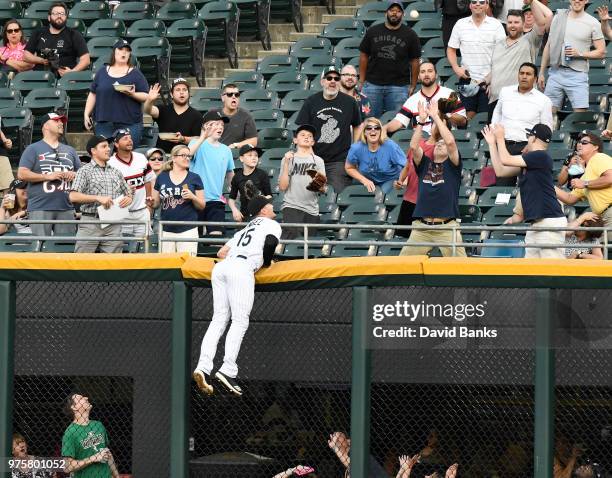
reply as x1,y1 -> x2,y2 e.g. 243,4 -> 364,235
151,144 -> 205,255
345,116 -> 406,193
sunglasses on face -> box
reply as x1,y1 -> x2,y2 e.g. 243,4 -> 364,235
325,76 -> 340,82
578,140 -> 594,145
470,1 -> 486,5
149,156 -> 163,161
365,126 -> 381,131
6,28 -> 20,34
223,92 -> 240,98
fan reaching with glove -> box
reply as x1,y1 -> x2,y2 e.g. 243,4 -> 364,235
305,169 -> 327,192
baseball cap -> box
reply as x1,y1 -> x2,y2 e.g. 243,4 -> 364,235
247,195 -> 272,218
386,0 -> 404,10
9,179 -> 26,190
321,65 -> 341,79
577,131 -> 603,151
113,39 -> 131,50
146,147 -> 165,159
171,77 -> 190,90
202,110 -> 229,124
112,128 -> 131,142
239,144 -> 263,156
295,124 -> 317,137
522,3 -> 531,12
40,111 -> 67,125
525,124 -> 552,143
86,135 -> 111,154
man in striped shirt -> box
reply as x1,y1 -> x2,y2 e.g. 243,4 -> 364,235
446,0 -> 506,119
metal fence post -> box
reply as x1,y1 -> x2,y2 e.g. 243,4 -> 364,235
350,286 -> 371,478
171,282 -> 192,478
534,288 -> 555,478
0,281 -> 15,468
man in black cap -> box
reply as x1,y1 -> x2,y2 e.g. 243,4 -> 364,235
17,112 -> 81,238
193,193 -> 281,397
296,66 -> 362,193
69,136 -> 132,253
483,123 -> 567,258
358,0 -> 421,118
228,144 -> 272,223
23,1 -> 90,76
144,78 -> 204,153
188,110 -> 235,236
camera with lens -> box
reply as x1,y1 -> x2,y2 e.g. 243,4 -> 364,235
39,48 -> 60,71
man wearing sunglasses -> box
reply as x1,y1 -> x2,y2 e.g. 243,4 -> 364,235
213,83 -> 257,150
555,132 -> 612,229
447,0 -> 506,119
358,0 -> 421,119
296,66 -> 362,193
144,79 -> 203,153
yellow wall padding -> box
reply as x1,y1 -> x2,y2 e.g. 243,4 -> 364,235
0,252 -> 189,270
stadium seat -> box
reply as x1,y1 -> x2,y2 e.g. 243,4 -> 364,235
477,187 -> 517,209
0,1 -> 23,20
126,19 -> 167,38
57,71 -> 95,133
257,127 -> 292,149
355,2 -> 387,25
0,107 -> 33,163
23,2 -> 56,21
331,244 -> 376,257
300,54 -> 342,79
69,1 -> 110,26
385,205 -> 400,224
340,203 -> 386,223
481,205 -> 515,225
319,19 -> 366,45
166,19 -> 208,87
285,110 -> 300,130
480,238 -> 525,258
252,109 -> 285,130
279,89 -> 312,116
289,37 -> 332,63
23,88 -> 69,141
19,19 -> 42,39
65,19 -> 87,35
130,37 -> 171,93
282,243 -> 324,258
112,2 -> 154,24
40,240 -> 76,252
241,89 -> 279,111
10,71 -> 55,93
435,57 -> 455,81
390,128 -> 413,150
337,184 -> 384,206
377,243 -> 403,256
458,185 -> 477,206
0,233 -> 38,252
86,36 -> 118,61
257,55 -> 299,80
234,0 -> 271,50
86,18 -> 126,38
190,90 -> 222,112
155,2 -> 197,22
459,204 -> 482,223
412,18 -> 442,42
0,88 -> 21,109
421,37 -> 445,60
223,71 -> 265,90
258,147 -> 286,173
383,189 -> 404,208
560,112 -> 606,132
198,1 -> 239,69
332,36 -> 361,61
266,72 -> 308,98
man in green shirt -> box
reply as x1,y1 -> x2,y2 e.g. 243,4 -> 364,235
61,392 -> 119,478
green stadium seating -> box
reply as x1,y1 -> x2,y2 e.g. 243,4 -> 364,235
0,1 -> 23,20
383,189 -> 404,208
85,18 -> 126,38
279,89 -> 311,115
57,70 -> 94,133
258,147 -> 286,173
198,1 -> 239,69
412,18 -> 442,41
223,71 -> 265,90
0,88 -> 21,109
40,240 -> 75,252
408,1 -> 438,13
257,127 -> 292,149
331,244 -> 376,257
23,88 -> 69,141
10,71 -> 55,93
332,36 -> 361,61
459,204 -> 482,223
289,37 -> 332,63
421,36 -> 445,61
126,19 -> 166,38
560,112 -> 606,132
0,234 -> 38,252
270,0 -> 303,32
189,90 -> 222,112
320,19 -> 366,45
166,19 -> 208,86
266,71 -> 308,98
65,18 -> 86,35
257,55 -> 299,80
19,19 -> 42,39
300,54 -> 342,79
377,243 -> 403,256
155,2 -> 197,22
0,107 -> 33,163
478,189 -> 517,213
252,109 -> 285,129
235,0 -> 271,50
23,2 -> 55,21
241,89 -> 279,111
86,36 -> 118,61
285,110 -> 300,130
355,2 -> 387,26
340,203 -> 386,223
130,37 -> 171,92
69,1 -> 110,26
337,184 -> 383,206
480,238 -> 525,258
281,243 -> 325,258
112,2 -> 154,24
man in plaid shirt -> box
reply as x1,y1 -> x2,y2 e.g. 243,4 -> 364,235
69,136 -> 132,253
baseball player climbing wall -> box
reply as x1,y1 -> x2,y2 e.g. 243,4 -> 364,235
193,195 -> 282,397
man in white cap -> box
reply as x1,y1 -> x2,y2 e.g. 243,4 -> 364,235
17,111 -> 81,237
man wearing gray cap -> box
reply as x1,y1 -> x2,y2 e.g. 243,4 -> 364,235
17,112 -> 81,238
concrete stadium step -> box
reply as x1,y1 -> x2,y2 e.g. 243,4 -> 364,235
269,23 -> 297,42
205,58 -> 258,78
257,49 -> 290,60
223,67 -> 258,78
304,23 -> 325,34
322,14 -> 356,23
205,78 -> 224,88
289,31 -> 323,42
237,41 -> 291,57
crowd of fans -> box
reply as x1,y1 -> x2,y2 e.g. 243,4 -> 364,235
0,0 -> 609,256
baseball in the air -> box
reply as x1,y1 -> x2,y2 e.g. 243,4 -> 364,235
409,9 -> 419,18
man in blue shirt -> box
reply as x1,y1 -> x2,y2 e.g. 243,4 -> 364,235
188,110 -> 235,235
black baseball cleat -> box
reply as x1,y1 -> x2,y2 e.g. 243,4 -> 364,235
215,371 -> 243,396
193,369 -> 214,395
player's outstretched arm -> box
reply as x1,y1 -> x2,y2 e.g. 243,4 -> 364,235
262,235 -> 279,266
217,244 -> 230,259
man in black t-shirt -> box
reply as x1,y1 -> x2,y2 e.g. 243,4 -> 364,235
23,2 -> 90,77
213,83 -> 258,150
358,0 -> 421,119
228,144 -> 272,222
296,66 -> 362,193
144,78 -> 204,153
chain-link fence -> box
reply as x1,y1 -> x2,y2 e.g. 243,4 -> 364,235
12,281 -> 173,477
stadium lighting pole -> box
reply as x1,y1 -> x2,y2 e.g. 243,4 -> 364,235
350,286 -> 371,478
533,288 -> 555,478
0,281 -> 15,469
171,282 -> 192,478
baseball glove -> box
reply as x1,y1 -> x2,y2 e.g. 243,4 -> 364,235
305,169 -> 327,192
